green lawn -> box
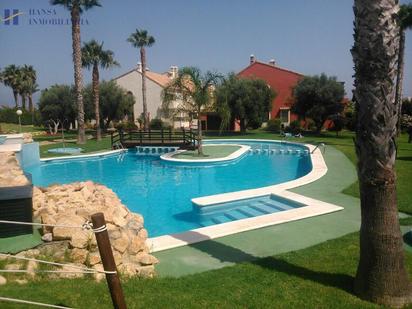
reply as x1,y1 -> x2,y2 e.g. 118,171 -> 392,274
1,233 -> 412,308
0,122 -> 44,133
173,145 -> 241,159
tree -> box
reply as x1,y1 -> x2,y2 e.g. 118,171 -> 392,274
1,65 -> 20,107
352,0 -> 412,306
402,97 -> 412,115
19,65 -> 37,111
215,74 -> 275,133
83,81 -> 135,128
38,85 -> 76,134
162,67 -> 222,155
127,29 -> 155,130
51,0 -> 101,144
291,74 -> 345,133
395,3 -> 412,134
82,40 -> 119,140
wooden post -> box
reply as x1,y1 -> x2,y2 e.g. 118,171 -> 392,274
91,213 -> 127,309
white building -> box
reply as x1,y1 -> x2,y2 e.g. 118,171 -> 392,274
113,64 -> 191,128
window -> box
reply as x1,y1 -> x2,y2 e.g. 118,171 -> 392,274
279,109 -> 290,125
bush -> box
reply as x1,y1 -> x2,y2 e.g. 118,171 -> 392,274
266,119 -> 281,132
149,119 -> 164,130
328,114 -> 346,136
285,120 -> 301,134
115,121 -> 138,131
0,106 -> 42,126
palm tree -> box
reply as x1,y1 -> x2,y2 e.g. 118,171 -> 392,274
19,65 -> 36,111
82,40 -> 119,141
127,29 -> 155,130
395,3 -> 412,135
50,0 -> 101,144
352,0 -> 412,306
1,65 -> 20,107
162,67 -> 221,156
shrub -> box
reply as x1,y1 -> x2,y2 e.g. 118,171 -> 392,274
287,120 -> 301,134
115,121 -> 138,131
266,119 -> 282,132
0,106 -> 42,126
328,114 -> 346,136
149,118 -> 164,130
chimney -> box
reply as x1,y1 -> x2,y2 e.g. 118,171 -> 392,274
169,66 -> 178,79
269,59 -> 276,66
136,62 -> 142,72
250,54 -> 256,64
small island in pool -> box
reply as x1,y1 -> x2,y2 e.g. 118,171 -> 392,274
172,145 -> 241,160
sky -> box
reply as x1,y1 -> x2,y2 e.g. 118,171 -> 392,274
0,0 -> 411,106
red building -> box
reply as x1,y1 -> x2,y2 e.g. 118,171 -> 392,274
237,55 -> 303,126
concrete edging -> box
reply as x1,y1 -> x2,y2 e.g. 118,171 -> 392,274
160,144 -> 250,163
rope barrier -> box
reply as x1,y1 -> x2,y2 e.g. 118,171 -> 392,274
0,219 -> 93,230
0,296 -> 73,309
0,253 -> 116,275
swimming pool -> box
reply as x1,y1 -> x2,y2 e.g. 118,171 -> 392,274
25,140 -> 312,237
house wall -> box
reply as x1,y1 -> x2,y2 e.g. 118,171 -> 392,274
114,70 -> 164,123
238,62 -> 303,125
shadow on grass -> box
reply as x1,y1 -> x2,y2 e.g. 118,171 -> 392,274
171,230 -> 353,293
398,156 -> 412,162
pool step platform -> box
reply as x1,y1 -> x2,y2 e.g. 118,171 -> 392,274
247,145 -> 309,156
194,194 -> 305,227
136,146 -> 179,156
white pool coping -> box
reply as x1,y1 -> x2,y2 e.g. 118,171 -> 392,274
160,144 -> 251,163
40,149 -> 126,162
147,139 -> 343,253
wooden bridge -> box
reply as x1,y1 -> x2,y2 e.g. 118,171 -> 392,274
111,129 -> 197,149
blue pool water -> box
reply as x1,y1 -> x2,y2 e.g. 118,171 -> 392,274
25,140 -> 312,237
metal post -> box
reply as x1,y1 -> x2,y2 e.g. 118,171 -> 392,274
91,213 -> 127,309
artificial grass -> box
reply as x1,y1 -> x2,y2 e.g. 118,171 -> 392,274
172,145 -> 241,159
38,136 -> 112,158
1,233 -> 410,308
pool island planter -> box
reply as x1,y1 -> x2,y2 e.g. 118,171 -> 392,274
160,144 -> 251,164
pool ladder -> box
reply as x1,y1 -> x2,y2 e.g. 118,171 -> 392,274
311,142 -> 326,154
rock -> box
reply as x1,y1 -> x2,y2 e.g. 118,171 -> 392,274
60,264 -> 84,279
0,275 -> 7,285
15,279 -> 28,285
5,263 -> 21,270
53,216 -> 85,240
118,263 -> 139,276
70,230 -> 92,249
113,250 -> 123,266
26,260 -> 38,277
88,252 -> 101,266
92,264 -> 105,282
112,233 -> 130,254
138,265 -> 155,278
128,236 -> 145,255
70,248 -> 88,264
42,233 -> 53,242
134,253 -> 159,266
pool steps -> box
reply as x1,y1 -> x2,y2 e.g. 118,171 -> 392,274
194,194 -> 305,227
135,145 -> 309,156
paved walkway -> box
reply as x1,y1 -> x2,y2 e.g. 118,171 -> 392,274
153,145 -> 362,277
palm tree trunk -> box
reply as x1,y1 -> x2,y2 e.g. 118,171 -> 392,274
71,3 -> 86,144
13,90 -> 18,108
21,94 -> 26,110
28,94 -> 33,112
197,107 -> 203,156
395,30 -> 405,136
352,0 -> 412,306
92,63 -> 101,141
140,47 -> 149,130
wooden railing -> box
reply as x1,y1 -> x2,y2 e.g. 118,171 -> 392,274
111,129 -> 197,149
